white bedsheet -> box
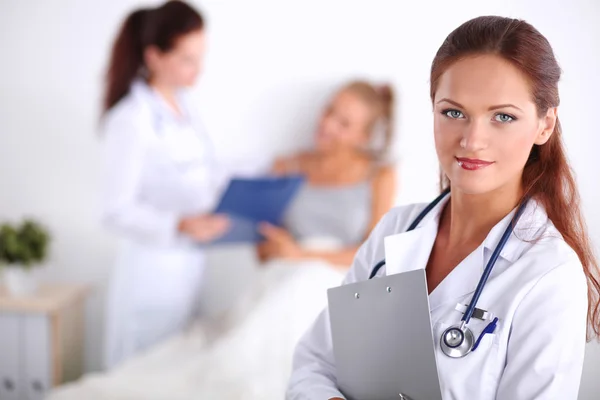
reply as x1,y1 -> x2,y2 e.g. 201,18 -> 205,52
48,258 -> 345,400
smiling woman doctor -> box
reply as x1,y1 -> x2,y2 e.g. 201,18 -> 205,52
287,16 -> 600,400
101,1 -> 230,369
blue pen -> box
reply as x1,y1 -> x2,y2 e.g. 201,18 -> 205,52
472,317 -> 499,352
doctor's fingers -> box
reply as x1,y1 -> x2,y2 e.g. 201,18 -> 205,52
181,215 -> 230,242
199,214 -> 230,225
179,214 -> 227,230
189,223 -> 229,242
191,214 -> 231,230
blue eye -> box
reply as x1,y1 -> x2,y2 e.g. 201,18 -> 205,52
443,109 -> 464,119
494,113 -> 516,123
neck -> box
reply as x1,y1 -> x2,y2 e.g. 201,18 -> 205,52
148,79 -> 181,116
317,148 -> 366,169
442,180 -> 523,248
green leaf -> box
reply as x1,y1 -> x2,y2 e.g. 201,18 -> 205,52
0,219 -> 51,268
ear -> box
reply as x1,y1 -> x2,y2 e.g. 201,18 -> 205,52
143,46 -> 161,73
534,107 -> 557,145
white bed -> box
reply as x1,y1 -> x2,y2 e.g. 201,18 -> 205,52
48,255 -> 345,400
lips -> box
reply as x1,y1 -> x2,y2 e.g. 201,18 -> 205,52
456,157 -> 494,171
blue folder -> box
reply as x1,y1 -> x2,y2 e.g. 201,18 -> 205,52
207,175 -> 305,245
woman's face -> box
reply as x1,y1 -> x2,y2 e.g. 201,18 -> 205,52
145,29 -> 206,88
315,89 -> 372,154
433,54 -> 556,195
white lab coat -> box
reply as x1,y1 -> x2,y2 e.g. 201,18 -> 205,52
101,80 -> 227,369
287,196 -> 589,399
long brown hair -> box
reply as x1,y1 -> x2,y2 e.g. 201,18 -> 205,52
430,16 -> 600,339
103,0 -> 204,112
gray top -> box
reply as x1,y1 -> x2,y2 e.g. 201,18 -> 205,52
283,179 -> 372,246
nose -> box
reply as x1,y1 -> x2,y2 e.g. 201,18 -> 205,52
320,115 -> 337,136
460,119 -> 488,152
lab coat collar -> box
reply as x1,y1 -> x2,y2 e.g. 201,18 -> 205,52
383,193 -> 449,276
481,198 -> 549,263
131,79 -> 190,124
403,193 -> 549,263
384,194 -> 549,312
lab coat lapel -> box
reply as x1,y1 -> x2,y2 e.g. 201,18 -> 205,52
383,195 -> 449,277
384,223 -> 438,276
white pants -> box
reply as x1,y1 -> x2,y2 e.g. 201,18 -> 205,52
103,241 -> 205,369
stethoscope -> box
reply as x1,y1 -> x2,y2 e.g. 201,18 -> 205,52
368,188 -> 529,358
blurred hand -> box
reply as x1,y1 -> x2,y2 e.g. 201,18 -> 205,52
178,214 -> 230,243
257,222 -> 302,261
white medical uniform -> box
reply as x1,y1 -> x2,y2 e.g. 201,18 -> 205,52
101,80 -> 227,369
287,197 -> 588,399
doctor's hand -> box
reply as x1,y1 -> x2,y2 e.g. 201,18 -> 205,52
178,214 -> 230,242
257,222 -> 303,261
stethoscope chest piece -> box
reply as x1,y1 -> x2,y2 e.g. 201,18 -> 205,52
440,324 -> 475,358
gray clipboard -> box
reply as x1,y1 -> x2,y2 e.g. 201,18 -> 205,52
327,269 -> 443,400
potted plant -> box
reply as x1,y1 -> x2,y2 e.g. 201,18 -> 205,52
0,219 -> 51,296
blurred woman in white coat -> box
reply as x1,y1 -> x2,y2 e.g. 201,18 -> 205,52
101,1 -> 229,369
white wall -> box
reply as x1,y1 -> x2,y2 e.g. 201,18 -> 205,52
0,0 -> 599,397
